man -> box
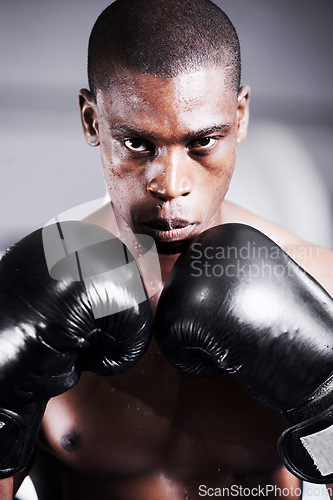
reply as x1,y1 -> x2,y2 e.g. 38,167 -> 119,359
1,0 -> 333,498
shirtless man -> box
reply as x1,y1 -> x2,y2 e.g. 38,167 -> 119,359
1,0 -> 333,498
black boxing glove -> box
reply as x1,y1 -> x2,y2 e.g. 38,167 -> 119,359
0,220 -> 153,478
154,223 -> 333,484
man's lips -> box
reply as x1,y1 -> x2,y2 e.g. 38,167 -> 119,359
140,218 -> 196,242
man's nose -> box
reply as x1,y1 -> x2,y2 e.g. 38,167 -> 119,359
147,151 -> 192,201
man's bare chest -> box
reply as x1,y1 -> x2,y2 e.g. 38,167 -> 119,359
40,340 -> 286,481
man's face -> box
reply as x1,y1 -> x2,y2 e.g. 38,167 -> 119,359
80,65 -> 249,253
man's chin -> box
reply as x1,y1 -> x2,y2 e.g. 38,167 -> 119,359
155,238 -> 192,255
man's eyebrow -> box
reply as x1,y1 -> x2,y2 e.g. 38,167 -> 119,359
109,125 -> 158,140
109,124 -> 230,141
183,124 -> 230,141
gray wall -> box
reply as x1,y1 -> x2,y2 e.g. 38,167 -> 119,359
1,0 -> 332,250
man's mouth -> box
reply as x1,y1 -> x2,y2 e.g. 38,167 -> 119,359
141,218 -> 196,242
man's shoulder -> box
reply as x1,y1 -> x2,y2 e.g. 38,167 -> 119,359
221,200 -> 333,295
221,200 -> 308,248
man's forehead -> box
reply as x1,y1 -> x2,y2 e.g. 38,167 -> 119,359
96,64 -> 235,106
96,67 -> 238,143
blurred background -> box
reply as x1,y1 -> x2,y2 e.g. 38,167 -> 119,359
1,0 -> 333,252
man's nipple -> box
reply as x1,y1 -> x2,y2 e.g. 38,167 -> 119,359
60,431 -> 82,452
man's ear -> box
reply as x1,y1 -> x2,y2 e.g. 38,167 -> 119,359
78,89 -> 100,147
236,85 -> 250,144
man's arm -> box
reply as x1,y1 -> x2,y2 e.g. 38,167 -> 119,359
285,242 -> 333,500
221,199 -> 333,295
0,469 -> 33,500
0,478 -> 13,500
0,221 -> 153,484
284,243 -> 333,298
327,484 -> 333,500
154,223 -> 333,487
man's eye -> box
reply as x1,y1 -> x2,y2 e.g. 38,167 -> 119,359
189,137 -> 217,150
124,138 -> 152,152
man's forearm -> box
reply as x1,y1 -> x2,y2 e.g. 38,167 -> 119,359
0,477 -> 13,500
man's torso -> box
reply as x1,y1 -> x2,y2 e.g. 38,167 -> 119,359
34,200 -> 332,499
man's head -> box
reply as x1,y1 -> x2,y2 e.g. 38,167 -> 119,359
80,0 -> 249,255
87,0 -> 241,95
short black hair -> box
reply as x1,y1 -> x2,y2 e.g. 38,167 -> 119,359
88,0 -> 241,95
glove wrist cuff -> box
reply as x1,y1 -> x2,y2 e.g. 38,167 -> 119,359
279,405 -> 333,484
